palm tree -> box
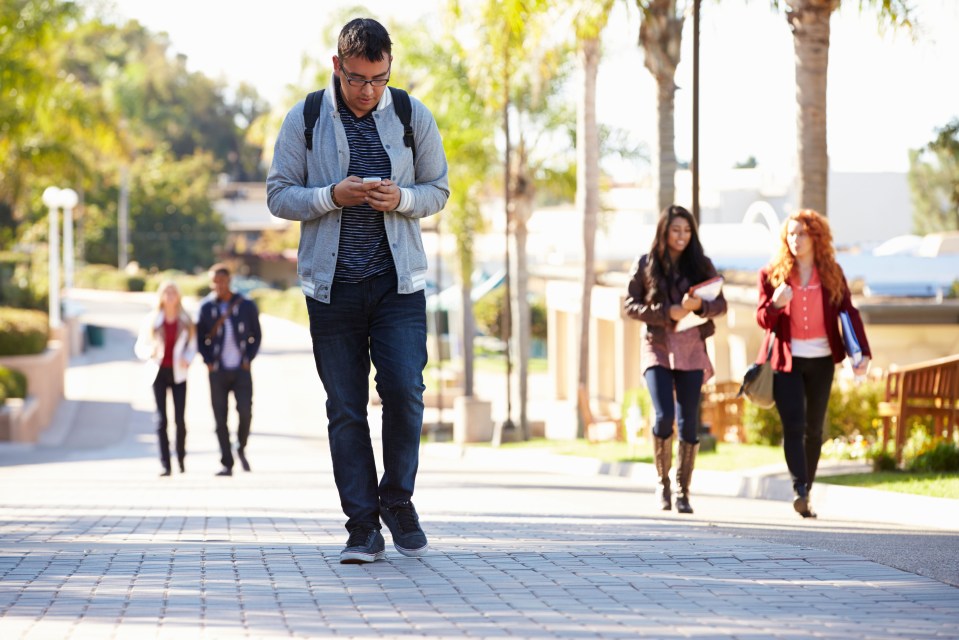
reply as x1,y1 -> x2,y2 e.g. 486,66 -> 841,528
573,0 -> 614,436
777,0 -> 912,216
637,0 -> 685,214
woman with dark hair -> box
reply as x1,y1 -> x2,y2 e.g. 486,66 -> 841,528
624,205 -> 727,513
756,209 -> 871,518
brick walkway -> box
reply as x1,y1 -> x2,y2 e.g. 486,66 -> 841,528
0,290 -> 956,639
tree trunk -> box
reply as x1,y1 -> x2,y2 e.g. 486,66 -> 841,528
640,0 -> 684,215
460,278 -> 475,397
509,205 -> 531,440
654,75 -> 677,214
577,36 -> 600,438
787,0 -> 838,216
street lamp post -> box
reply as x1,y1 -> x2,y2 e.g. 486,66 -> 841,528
60,188 -> 78,295
41,187 -> 62,329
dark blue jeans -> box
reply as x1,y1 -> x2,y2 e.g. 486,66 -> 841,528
644,366 -> 704,444
773,356 -> 835,493
209,368 -> 253,470
305,271 -> 427,532
153,367 -> 186,470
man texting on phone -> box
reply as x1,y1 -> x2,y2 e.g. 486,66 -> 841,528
266,18 -> 449,564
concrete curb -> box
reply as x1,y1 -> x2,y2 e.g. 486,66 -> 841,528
422,442 -> 959,531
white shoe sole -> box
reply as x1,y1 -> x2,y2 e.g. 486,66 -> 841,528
339,550 -> 386,564
393,542 -> 429,558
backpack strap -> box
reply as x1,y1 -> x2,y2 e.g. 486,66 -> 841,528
303,87 -> 415,162
388,87 -> 416,162
303,89 -> 324,151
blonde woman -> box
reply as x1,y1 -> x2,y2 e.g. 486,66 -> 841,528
135,281 -> 197,476
756,210 -> 871,518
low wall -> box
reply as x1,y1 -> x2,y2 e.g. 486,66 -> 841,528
0,340 -> 66,442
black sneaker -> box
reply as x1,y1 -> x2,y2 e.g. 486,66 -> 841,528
339,527 -> 386,564
380,501 -> 429,557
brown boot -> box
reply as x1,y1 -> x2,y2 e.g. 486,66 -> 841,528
653,435 -> 673,510
675,440 -> 699,514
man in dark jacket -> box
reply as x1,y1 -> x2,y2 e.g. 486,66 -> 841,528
196,263 -> 262,477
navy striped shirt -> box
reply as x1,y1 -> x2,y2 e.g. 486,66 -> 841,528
334,88 -> 394,283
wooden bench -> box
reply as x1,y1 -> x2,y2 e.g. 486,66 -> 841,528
879,354 -> 959,465
700,381 -> 746,443
578,384 -> 622,443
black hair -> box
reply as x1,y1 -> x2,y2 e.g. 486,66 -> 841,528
644,205 -> 711,304
338,18 -> 392,62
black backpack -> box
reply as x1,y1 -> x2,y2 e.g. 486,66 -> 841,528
303,86 -> 416,162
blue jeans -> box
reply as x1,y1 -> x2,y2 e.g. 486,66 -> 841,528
305,271 -> 427,532
644,366 -> 704,444
773,356 -> 835,493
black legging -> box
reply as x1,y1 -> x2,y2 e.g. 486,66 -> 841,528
772,356 -> 835,493
153,367 -> 186,470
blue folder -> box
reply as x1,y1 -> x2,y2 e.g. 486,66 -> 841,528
839,310 -> 863,366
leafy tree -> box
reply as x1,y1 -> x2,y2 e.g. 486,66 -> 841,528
393,25 -> 498,399
908,119 -> 959,234
573,0 -> 615,437
81,149 -> 226,271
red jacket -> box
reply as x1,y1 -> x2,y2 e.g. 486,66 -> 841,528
756,266 -> 871,372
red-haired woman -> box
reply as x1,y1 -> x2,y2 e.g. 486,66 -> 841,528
625,205 -> 727,514
756,210 -> 871,518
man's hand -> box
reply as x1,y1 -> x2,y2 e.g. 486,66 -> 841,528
332,176 -> 385,208
365,178 -> 401,212
331,177 -> 400,211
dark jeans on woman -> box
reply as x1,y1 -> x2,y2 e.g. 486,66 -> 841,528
772,355 -> 835,493
209,368 -> 253,470
644,366 -> 704,444
153,367 -> 186,470
305,271 -> 427,533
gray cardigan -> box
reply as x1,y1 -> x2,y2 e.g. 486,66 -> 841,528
266,75 -> 450,303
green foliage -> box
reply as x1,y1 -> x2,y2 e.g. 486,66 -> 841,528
0,307 -> 49,356
743,377 -> 883,446
743,402 -> 782,446
473,287 -> 547,343
825,378 -> 883,440
0,252 -> 45,310
908,441 -> 959,473
908,118 -> 959,234
250,288 -> 308,326
0,366 -> 27,399
869,445 -> 898,472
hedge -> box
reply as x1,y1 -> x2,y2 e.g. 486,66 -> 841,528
0,366 -> 27,398
0,307 -> 49,356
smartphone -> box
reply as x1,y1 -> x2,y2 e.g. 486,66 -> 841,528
362,177 -> 381,183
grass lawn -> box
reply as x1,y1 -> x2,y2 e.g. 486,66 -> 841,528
495,438 -> 785,471
817,472 -> 959,499
491,438 -> 959,498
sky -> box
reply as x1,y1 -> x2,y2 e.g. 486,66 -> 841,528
106,0 -> 959,179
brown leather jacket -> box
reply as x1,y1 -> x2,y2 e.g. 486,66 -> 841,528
623,254 -> 728,347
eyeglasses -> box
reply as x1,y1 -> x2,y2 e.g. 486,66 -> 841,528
340,63 -> 391,88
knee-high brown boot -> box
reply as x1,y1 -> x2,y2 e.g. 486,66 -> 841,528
653,435 -> 673,510
675,440 -> 699,514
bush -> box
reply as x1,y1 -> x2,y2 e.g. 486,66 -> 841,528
0,366 -> 27,398
743,402 -> 782,445
869,445 -> 898,471
825,378 -> 883,440
0,307 -> 49,356
908,441 -> 959,473
250,288 -> 308,326
473,287 -> 548,341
